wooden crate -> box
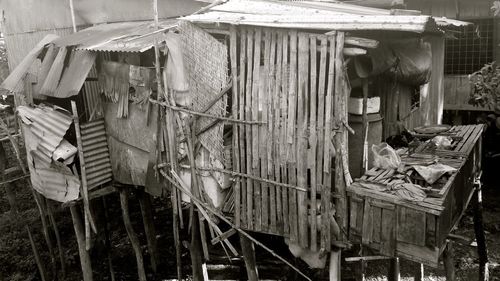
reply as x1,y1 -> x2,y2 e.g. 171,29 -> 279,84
347,125 -> 484,266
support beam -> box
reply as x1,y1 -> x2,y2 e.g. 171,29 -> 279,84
119,189 -> 146,281
473,186 -> 489,281
240,233 -> 259,281
138,190 -> 159,274
443,243 -> 455,281
329,250 -> 341,281
70,206 -> 93,281
388,257 -> 400,281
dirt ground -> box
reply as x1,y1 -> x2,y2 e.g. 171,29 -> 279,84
0,176 -> 498,281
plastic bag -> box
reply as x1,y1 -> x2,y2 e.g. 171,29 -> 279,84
372,143 -> 401,170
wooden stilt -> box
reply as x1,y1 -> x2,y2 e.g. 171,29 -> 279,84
27,224 -> 49,281
443,242 -> 455,281
47,200 -> 66,278
32,190 -> 57,278
101,197 -> 116,281
138,190 -> 159,273
473,185 -> 489,281
353,246 -> 366,281
239,233 -> 259,281
1,140 -> 47,281
191,210 -> 204,281
70,205 -> 93,281
119,188 -> 147,281
415,263 -> 424,281
329,250 -> 341,281
388,257 -> 400,281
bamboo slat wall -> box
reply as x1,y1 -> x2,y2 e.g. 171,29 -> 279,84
230,27 -> 349,251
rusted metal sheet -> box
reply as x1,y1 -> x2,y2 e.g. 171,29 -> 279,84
19,106 -> 80,202
182,0 -> 469,33
107,134 -> 149,187
53,20 -> 178,53
54,50 -> 97,98
17,105 -> 74,165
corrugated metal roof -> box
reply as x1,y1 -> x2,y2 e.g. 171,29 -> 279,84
181,0 -> 469,33
54,50 -> 97,98
53,20 -> 178,52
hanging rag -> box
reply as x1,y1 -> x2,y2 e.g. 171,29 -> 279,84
412,163 -> 457,184
164,32 -> 189,92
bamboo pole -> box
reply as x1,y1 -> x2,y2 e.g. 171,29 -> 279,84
69,0 -> 77,32
138,190 -> 159,273
102,197 -> 116,281
119,188 -> 147,281
71,101 -> 97,251
160,169 -> 312,281
149,98 -> 265,125
70,205 -> 93,281
47,200 -> 67,278
361,79 -> 369,173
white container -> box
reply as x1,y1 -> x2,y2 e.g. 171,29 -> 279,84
348,96 -> 380,115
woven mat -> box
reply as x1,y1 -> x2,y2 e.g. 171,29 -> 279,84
178,21 -> 228,164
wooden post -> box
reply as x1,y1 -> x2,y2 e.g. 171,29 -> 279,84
102,197 -> 116,281
240,233 -> 259,281
47,200 -> 67,278
70,205 -> 93,281
443,242 -> 455,281
388,257 -> 400,281
138,190 -> 159,273
119,188 -> 147,281
415,263 -> 424,281
32,190 -> 57,278
329,250 -> 341,281
361,79 -> 369,173
191,210 -> 204,281
71,100 -> 96,250
473,185 -> 489,281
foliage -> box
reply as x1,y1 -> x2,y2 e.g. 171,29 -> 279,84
493,1 -> 500,17
469,62 -> 500,110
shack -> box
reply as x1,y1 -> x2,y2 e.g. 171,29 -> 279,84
0,0 -> 484,280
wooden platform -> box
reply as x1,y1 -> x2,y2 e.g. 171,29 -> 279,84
347,124 -> 484,267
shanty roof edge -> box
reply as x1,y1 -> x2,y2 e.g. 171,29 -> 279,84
180,0 -> 470,33
52,20 -> 178,53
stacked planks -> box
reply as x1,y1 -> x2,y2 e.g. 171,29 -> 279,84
230,27 -> 348,251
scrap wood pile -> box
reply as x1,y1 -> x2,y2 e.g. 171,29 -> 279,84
351,124 -> 482,203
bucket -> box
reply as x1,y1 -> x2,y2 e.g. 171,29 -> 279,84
348,113 -> 383,179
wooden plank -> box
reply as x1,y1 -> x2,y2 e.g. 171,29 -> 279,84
287,30 -> 298,243
239,27 -> 248,228
268,30 -> 277,234
396,207 -> 426,246
425,213 -> 436,247
316,35 -> 328,249
280,32 -> 290,236
274,30 -> 284,235
297,32 -> 309,248
372,206 -> 382,243
229,26 -> 241,228
380,208 -> 396,256
362,199 -> 373,245
245,28 -> 254,230
252,27 -> 262,232
286,30 -> 298,149
309,34 -> 318,251
261,28 -> 270,232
